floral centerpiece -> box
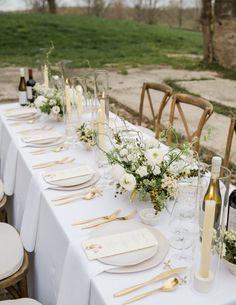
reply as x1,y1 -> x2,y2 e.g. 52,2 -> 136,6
223,230 -> 236,265
77,123 -> 96,148
106,129 -> 198,213
34,80 -> 64,119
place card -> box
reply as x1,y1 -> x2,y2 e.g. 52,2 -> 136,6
22,131 -> 61,143
82,228 -> 158,260
44,165 -> 95,182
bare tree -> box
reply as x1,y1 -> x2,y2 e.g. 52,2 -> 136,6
178,0 -> 183,28
134,0 -> 159,24
201,0 -> 215,64
83,0 -> 112,17
24,0 -> 56,13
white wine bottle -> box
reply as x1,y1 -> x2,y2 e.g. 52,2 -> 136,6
227,190 -> 236,231
18,68 -> 27,106
203,156 -> 222,229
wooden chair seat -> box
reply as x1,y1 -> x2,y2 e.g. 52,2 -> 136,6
0,299 -> 42,305
167,93 -> 213,152
0,224 -> 29,298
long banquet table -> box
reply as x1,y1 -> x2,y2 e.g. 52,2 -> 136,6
0,102 -> 235,305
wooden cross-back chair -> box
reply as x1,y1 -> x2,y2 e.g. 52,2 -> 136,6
138,82 -> 173,138
223,117 -> 236,168
167,93 -> 213,152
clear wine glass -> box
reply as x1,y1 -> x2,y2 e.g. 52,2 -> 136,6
168,178 -> 198,267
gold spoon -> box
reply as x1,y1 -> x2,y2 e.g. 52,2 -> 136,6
54,190 -> 97,206
122,277 -> 179,304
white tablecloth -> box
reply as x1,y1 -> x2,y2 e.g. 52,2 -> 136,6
0,103 -> 235,305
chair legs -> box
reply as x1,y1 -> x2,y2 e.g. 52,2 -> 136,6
0,209 -> 8,222
18,276 -> 28,298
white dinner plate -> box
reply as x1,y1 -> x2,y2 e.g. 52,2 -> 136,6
90,221 -> 158,267
106,225 -> 169,273
46,171 -> 101,191
43,164 -> 95,187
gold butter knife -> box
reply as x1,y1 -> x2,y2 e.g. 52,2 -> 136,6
114,266 -> 186,297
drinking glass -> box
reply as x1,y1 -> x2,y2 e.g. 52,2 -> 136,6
63,78 -> 80,146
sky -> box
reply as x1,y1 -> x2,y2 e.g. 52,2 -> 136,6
0,0 -> 197,12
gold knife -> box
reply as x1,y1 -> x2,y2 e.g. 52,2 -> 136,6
113,266 -> 186,297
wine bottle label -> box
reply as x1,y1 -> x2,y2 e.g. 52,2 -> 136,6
228,207 -> 236,231
27,86 -> 33,99
19,91 -> 27,105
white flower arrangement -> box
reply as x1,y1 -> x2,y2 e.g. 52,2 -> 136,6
223,230 -> 236,265
77,123 -> 96,147
34,82 -> 64,119
106,130 -> 198,213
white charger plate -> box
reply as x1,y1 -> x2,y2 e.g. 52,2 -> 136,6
90,221 -> 159,267
43,163 -> 95,187
46,171 -> 101,191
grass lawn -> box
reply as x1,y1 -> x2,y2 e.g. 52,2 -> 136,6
0,13 -> 203,69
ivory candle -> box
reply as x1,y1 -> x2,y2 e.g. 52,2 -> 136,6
43,64 -> 49,88
199,200 -> 216,278
97,108 -> 105,149
100,91 -> 106,116
76,85 -> 83,115
64,84 -> 71,115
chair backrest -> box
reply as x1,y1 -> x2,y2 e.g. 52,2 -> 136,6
167,93 -> 213,152
138,82 -> 173,138
223,117 -> 236,168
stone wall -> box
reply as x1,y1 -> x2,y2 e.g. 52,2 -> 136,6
214,19 -> 236,69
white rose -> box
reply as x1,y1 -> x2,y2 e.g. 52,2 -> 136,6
153,166 -> 161,175
49,99 -> 56,106
145,148 -> 164,166
52,75 -> 59,81
127,153 -> 136,162
120,148 -> 128,156
34,95 -> 47,108
52,105 -> 60,114
136,166 -> 148,177
119,173 -> 136,192
112,164 -> 125,180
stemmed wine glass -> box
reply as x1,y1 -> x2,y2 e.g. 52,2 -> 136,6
168,178 -> 198,267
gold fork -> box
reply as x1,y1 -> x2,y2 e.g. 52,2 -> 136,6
32,157 -> 75,169
72,209 -> 121,226
81,210 -> 137,229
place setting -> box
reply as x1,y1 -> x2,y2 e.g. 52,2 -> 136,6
41,163 -> 101,195
21,130 -> 64,148
80,220 -> 170,275
4,107 -> 40,124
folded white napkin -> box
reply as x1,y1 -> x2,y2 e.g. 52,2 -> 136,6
44,166 -> 95,183
5,108 -> 37,118
3,140 -> 18,196
57,240 -> 115,305
22,131 -> 61,143
20,177 -> 41,252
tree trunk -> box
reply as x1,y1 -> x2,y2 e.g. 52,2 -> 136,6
47,0 -> 56,13
201,0 -> 214,63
